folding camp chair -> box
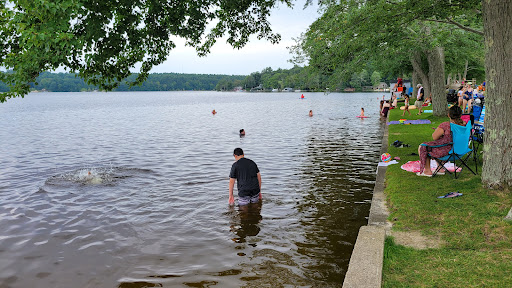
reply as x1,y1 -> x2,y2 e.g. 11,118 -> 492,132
471,105 -> 485,171
422,122 -> 477,178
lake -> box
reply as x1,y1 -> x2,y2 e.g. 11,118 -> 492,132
0,91 -> 384,287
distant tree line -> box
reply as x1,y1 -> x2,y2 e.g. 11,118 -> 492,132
0,67 -> 394,93
0,72 -> 245,92
216,65 -> 396,92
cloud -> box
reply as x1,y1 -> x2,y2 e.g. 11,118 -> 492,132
148,0 -> 319,75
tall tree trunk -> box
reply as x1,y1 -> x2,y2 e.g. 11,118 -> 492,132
410,51 -> 430,100
427,46 -> 446,117
463,60 -> 469,81
412,70 -> 420,97
481,0 -> 512,188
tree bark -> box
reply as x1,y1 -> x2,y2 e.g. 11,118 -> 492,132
481,0 -> 512,188
463,60 -> 469,81
412,70 -> 420,97
410,51 -> 430,101
426,46 -> 446,117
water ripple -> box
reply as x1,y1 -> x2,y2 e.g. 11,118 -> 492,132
0,91 -> 383,287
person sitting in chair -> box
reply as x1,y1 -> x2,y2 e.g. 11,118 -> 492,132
416,105 -> 466,177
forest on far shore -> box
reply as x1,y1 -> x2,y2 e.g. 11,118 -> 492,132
0,65 -> 399,93
0,72 -> 246,92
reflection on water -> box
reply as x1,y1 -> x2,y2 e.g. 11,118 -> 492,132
229,203 -> 262,245
296,125 -> 380,284
0,91 -> 382,287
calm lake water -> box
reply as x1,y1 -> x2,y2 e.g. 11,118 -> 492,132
0,91 -> 383,287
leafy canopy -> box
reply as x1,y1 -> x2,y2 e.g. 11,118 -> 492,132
293,0 -> 483,88
0,0 -> 291,102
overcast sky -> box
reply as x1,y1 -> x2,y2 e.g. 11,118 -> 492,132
148,1 -> 320,76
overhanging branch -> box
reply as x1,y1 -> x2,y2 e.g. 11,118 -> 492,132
422,17 -> 483,36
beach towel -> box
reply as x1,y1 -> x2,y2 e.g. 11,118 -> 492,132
401,160 -> 462,173
387,120 -> 431,125
378,160 -> 399,167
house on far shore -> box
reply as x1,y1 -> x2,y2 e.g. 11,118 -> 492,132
251,84 -> 263,91
283,87 -> 294,92
373,82 -> 389,91
344,87 -> 355,92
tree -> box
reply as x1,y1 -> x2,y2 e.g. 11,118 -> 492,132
295,0 -> 484,117
359,69 -> 370,87
243,75 -> 256,89
349,73 -> 362,89
0,0 -> 291,102
371,71 -> 382,87
298,0 -> 511,188
481,0 -> 512,188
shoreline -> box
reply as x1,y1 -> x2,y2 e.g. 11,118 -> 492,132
342,116 -> 390,288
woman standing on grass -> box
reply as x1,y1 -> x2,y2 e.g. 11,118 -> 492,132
416,105 -> 466,177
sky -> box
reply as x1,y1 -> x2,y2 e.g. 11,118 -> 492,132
148,1 -> 321,76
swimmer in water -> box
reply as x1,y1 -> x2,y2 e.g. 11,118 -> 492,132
360,108 -> 365,117
239,129 -> 245,136
212,109 -> 217,115
309,110 -> 313,117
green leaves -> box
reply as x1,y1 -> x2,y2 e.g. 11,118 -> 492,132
1,0 -> 290,102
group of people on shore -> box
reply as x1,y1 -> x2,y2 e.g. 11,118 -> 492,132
457,82 -> 485,114
382,80 -> 477,177
380,83 -> 432,117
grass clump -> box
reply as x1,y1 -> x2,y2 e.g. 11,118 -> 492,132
381,106 -> 512,287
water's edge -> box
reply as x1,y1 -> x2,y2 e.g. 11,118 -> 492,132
343,118 -> 390,288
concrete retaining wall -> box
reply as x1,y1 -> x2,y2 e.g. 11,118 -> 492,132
342,118 -> 390,288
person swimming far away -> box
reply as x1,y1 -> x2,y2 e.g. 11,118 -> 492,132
239,129 -> 245,136
309,110 -> 313,117
301,94 -> 304,99
212,109 -> 217,115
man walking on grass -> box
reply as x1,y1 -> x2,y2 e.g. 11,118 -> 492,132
415,84 -> 425,115
228,148 -> 262,205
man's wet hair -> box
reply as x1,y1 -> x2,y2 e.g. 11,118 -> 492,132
233,148 -> 244,156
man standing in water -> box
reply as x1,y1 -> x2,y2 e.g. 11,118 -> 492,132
229,148 -> 262,205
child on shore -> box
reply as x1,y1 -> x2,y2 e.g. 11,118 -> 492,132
402,94 -> 411,116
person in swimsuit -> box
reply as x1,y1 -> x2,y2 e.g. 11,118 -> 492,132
462,84 -> 473,113
381,100 -> 391,117
402,94 -> 411,116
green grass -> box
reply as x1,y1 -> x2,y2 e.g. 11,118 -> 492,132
382,106 -> 512,287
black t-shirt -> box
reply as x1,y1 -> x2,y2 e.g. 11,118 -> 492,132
229,157 -> 260,197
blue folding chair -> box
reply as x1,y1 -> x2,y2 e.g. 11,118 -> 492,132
422,122 -> 477,178
471,105 -> 485,171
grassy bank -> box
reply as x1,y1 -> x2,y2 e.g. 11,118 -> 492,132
381,106 -> 512,287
